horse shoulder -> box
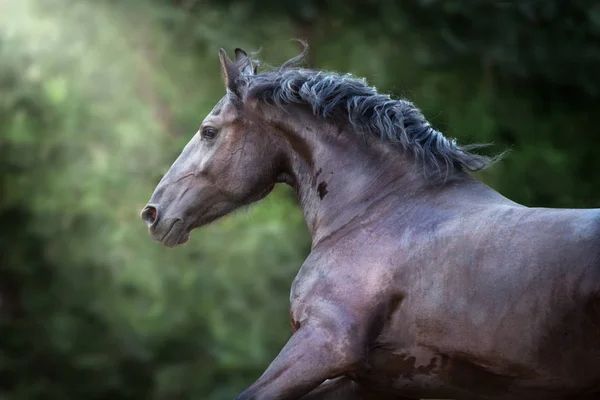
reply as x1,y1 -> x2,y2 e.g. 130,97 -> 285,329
289,244 -> 399,342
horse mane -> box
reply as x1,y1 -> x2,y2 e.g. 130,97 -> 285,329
243,46 -> 501,178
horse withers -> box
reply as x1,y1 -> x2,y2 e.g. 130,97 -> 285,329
141,45 -> 600,399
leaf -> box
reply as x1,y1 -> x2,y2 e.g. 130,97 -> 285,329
43,76 -> 68,104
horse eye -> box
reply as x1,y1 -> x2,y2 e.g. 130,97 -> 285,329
201,127 -> 218,140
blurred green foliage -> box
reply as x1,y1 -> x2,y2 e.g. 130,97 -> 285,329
1,0 -> 599,398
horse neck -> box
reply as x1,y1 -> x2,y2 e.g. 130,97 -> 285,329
259,103 -> 427,247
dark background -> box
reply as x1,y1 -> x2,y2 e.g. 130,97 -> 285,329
1,0 -> 599,398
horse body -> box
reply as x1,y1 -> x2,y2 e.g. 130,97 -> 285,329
141,45 -> 600,399
291,176 -> 600,399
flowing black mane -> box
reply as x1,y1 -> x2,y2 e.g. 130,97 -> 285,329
241,50 -> 499,177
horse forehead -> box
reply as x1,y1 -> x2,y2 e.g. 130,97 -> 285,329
202,99 -> 240,128
209,96 -> 228,115
209,96 -> 240,118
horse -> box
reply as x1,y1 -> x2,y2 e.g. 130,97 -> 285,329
140,45 -> 600,400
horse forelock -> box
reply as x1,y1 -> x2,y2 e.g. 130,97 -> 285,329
238,52 -> 500,178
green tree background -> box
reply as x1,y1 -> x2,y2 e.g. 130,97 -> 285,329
1,0 -> 599,398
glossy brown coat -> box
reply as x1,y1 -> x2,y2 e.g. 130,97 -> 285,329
141,47 -> 600,400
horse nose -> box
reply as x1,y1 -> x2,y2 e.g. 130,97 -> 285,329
141,205 -> 159,226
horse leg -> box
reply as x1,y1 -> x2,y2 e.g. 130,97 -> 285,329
297,377 -> 361,400
298,376 -> 417,400
233,321 -> 369,400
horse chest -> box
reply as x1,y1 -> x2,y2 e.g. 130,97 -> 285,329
289,253 -> 387,319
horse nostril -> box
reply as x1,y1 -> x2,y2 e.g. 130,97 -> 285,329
141,205 -> 159,226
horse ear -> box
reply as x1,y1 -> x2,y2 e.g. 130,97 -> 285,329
234,48 -> 255,76
218,48 -> 241,94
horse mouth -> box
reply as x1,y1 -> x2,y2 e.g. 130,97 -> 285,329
151,219 -> 189,248
152,200 -> 246,248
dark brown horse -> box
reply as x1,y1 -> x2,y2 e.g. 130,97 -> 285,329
141,45 -> 600,400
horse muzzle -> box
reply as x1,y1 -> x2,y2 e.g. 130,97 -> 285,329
141,204 -> 189,247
